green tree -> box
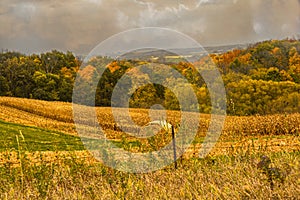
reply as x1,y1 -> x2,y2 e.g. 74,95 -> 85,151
0,75 -> 9,95
32,71 -> 60,101
130,84 -> 162,108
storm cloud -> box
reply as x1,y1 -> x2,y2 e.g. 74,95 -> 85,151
0,0 -> 299,54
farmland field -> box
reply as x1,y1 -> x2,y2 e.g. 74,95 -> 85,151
0,97 -> 299,199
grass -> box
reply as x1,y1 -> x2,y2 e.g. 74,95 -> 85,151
0,120 -> 84,152
0,149 -> 299,199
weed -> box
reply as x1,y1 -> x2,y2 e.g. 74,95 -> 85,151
257,155 -> 292,191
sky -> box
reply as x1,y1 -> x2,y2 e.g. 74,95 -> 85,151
0,0 -> 300,54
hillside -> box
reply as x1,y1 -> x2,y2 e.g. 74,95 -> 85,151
0,97 -> 299,156
0,39 -> 299,115
0,97 -> 299,199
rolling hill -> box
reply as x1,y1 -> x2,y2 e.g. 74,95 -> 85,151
0,96 -> 299,156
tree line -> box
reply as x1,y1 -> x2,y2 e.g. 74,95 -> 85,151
0,50 -> 79,101
0,39 -> 300,115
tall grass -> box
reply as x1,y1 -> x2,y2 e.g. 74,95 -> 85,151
0,130 -> 299,199
0,149 -> 299,199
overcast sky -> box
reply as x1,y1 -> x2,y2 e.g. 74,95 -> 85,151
0,0 -> 299,54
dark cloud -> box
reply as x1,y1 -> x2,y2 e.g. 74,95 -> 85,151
0,0 -> 299,54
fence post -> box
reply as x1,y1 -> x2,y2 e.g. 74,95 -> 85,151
171,125 -> 177,169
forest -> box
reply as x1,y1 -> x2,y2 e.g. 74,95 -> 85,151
0,39 -> 299,116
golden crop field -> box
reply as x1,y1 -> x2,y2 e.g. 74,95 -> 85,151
0,96 -> 299,156
0,97 -> 299,199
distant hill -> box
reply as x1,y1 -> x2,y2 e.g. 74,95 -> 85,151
116,43 -> 249,60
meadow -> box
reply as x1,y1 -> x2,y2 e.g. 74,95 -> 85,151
0,97 -> 299,199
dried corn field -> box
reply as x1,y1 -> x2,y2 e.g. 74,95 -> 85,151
0,97 -> 299,157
